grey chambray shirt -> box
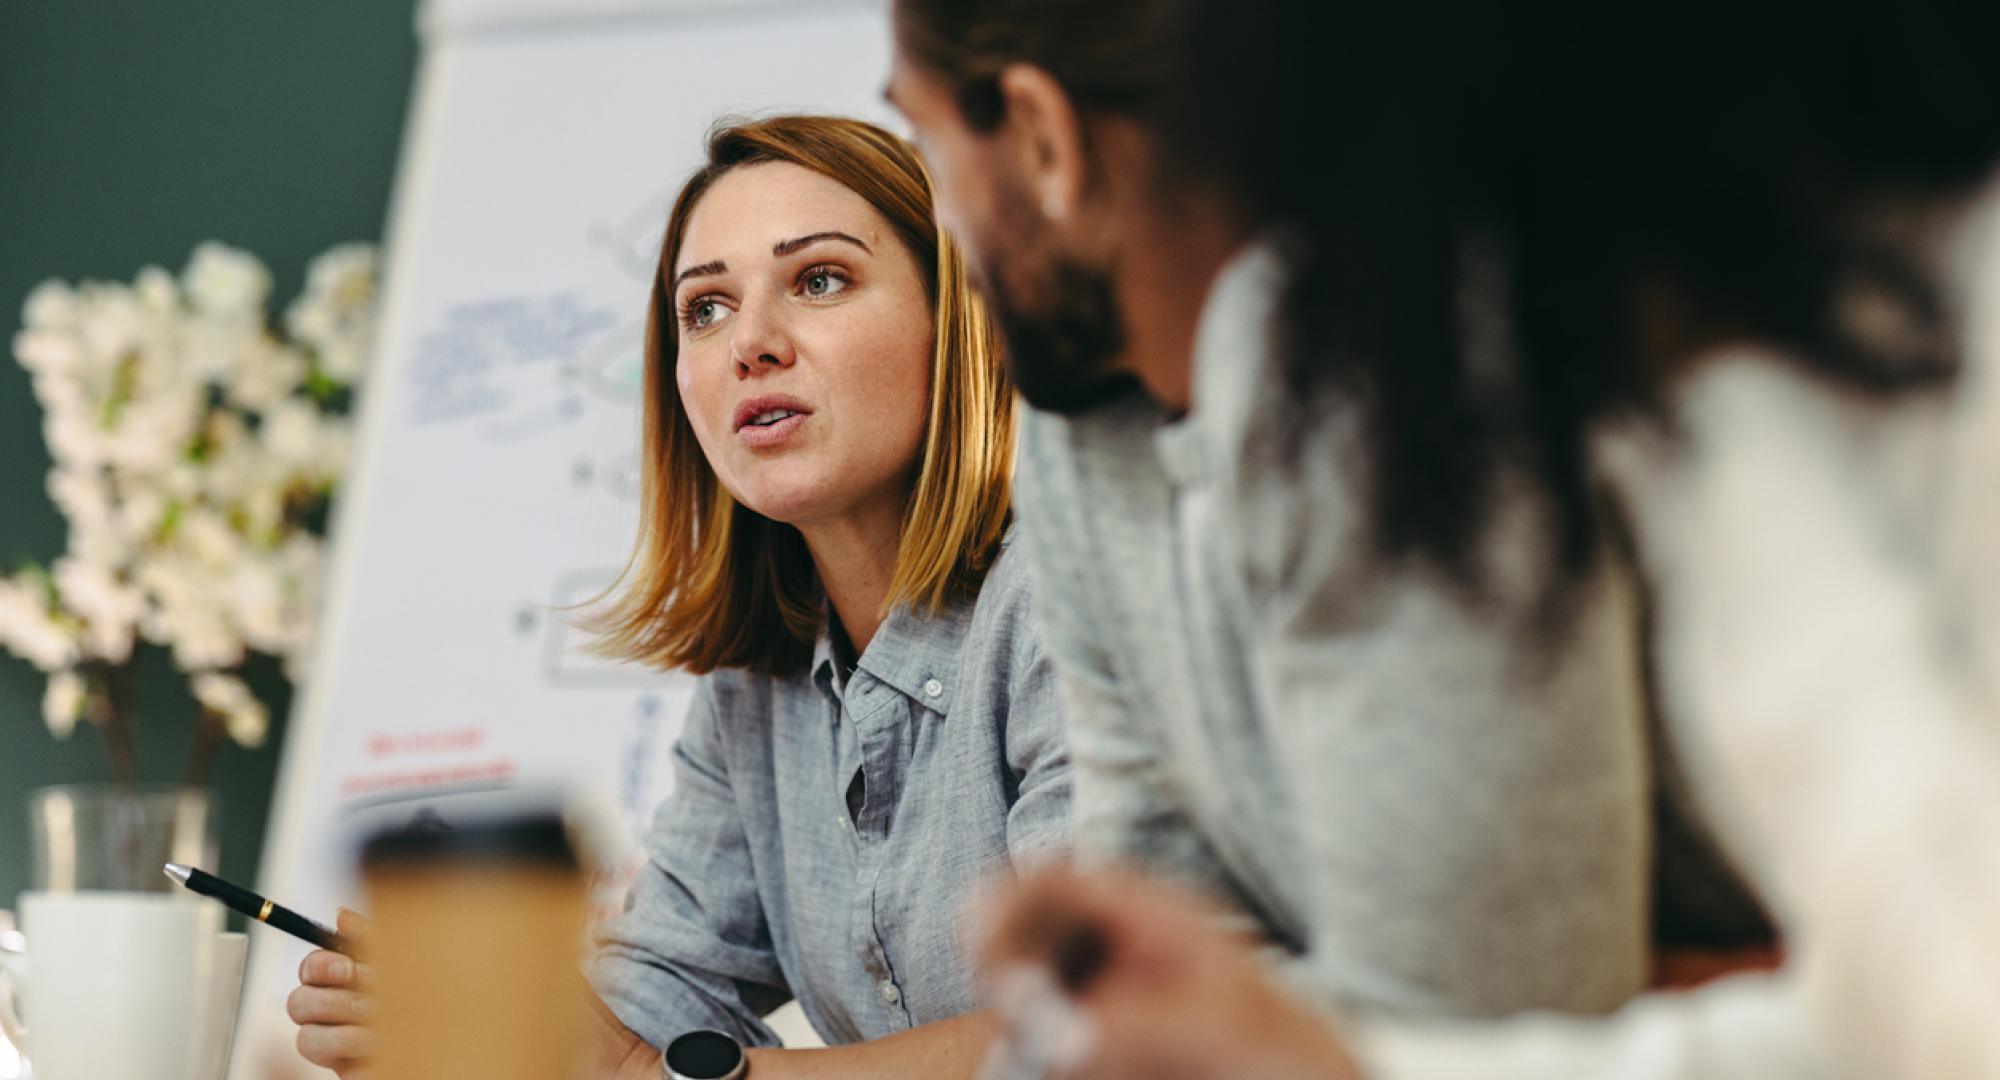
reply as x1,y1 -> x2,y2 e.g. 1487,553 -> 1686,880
589,533 -> 1070,1050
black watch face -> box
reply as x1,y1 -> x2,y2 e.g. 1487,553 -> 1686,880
666,1030 -> 744,1079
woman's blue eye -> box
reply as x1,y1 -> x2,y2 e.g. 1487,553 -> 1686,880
682,299 -> 725,330
801,268 -> 849,298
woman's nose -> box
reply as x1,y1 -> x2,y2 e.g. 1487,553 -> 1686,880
730,301 -> 795,377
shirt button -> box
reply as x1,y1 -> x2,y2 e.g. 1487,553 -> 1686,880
923,678 -> 943,698
836,814 -> 849,831
879,981 -> 901,1006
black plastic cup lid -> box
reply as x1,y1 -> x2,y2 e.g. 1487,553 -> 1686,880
361,808 -> 578,870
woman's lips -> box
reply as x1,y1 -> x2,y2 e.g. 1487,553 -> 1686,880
733,395 -> 812,430
737,411 -> 808,448
731,395 -> 813,448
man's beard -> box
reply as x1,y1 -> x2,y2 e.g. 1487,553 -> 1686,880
967,191 -> 1138,415
979,260 -> 1138,414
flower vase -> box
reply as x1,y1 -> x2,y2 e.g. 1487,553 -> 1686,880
28,784 -> 218,894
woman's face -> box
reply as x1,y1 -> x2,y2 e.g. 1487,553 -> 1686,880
671,162 -> 935,530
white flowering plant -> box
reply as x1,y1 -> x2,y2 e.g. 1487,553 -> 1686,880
1,242 -> 376,783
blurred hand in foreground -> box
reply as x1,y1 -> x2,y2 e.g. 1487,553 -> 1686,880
975,865 -> 1360,1080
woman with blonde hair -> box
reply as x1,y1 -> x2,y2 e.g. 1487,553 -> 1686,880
288,114 -> 1070,1079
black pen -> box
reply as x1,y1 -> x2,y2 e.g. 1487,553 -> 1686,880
163,862 -> 357,955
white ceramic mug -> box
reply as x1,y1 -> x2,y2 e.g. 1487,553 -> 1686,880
0,892 -> 247,1080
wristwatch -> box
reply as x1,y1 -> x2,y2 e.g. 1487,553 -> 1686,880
664,1029 -> 747,1080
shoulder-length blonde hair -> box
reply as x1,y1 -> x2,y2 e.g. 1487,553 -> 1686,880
591,115 -> 1014,678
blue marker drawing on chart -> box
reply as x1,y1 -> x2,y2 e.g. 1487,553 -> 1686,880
404,293 -> 620,435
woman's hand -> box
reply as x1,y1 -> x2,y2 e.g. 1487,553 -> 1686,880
975,865 -> 1362,1080
287,908 -> 378,1079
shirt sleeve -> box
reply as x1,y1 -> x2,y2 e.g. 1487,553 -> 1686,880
1012,408 -> 1247,892
588,678 -> 791,1050
998,610 -> 1074,864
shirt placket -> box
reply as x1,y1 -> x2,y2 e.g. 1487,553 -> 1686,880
841,674 -> 914,1029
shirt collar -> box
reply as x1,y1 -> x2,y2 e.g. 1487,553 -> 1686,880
807,533 -> 1005,715
1189,233 -> 1293,413
853,580 -> 977,717
1154,234 -> 1295,488
810,623 -> 843,700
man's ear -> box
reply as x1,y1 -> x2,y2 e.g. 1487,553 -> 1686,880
995,63 -> 1089,224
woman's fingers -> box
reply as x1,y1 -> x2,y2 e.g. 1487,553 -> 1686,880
287,984 -> 376,1026
291,932 -> 379,1075
336,906 -> 374,939
293,1013 -> 379,1069
300,947 -> 352,987
299,947 -> 376,989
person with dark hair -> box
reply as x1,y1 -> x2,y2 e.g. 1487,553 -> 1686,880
891,0 -> 2000,1075
884,0 -> 1759,1037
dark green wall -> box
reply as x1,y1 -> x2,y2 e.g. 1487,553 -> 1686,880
0,3 -> 419,907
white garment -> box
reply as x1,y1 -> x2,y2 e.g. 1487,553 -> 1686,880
1358,185 -> 2000,1079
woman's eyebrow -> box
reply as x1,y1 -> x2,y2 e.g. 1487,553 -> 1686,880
772,231 -> 871,257
672,259 -> 727,292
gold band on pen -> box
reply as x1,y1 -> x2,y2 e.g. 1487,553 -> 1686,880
258,899 -> 274,922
